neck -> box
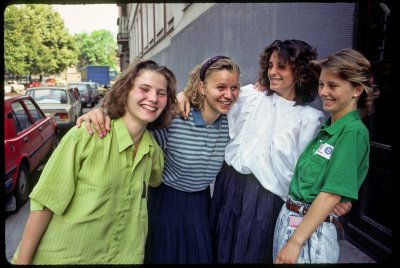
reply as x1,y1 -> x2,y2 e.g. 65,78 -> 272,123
200,105 -> 220,125
122,114 -> 147,144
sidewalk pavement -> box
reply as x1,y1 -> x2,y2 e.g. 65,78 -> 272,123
338,240 -> 376,263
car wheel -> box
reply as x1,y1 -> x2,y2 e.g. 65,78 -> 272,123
15,164 -> 29,207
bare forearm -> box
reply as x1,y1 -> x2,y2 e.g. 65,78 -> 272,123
16,208 -> 53,264
290,192 -> 341,246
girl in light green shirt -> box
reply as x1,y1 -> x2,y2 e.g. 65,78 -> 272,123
13,60 -> 178,264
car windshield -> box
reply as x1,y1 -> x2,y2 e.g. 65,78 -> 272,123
69,84 -> 88,93
28,89 -> 68,104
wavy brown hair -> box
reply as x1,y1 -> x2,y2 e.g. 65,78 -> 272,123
102,60 -> 177,130
258,39 -> 319,105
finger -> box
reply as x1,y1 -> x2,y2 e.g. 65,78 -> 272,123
105,115 -> 111,132
83,116 -> 93,135
76,116 -> 83,128
184,101 -> 190,119
92,111 -> 106,137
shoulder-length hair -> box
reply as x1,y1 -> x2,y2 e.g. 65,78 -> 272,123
258,39 -> 319,105
102,59 -> 177,130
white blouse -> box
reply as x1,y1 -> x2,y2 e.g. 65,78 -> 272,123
225,84 -> 325,200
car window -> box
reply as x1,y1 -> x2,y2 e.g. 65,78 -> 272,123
23,98 -> 44,122
29,89 -> 67,104
11,101 -> 32,132
69,84 -> 89,94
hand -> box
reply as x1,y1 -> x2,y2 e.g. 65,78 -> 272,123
177,92 -> 190,120
254,82 -> 266,92
274,239 -> 302,264
76,109 -> 111,138
332,201 -> 352,216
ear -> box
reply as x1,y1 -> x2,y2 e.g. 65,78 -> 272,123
353,85 -> 364,98
199,81 -> 206,96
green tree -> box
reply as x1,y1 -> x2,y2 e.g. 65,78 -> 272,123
4,4 -> 78,78
75,30 -> 118,70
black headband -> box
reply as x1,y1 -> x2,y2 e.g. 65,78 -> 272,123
199,55 -> 230,81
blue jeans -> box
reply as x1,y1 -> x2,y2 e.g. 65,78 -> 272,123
273,199 -> 339,263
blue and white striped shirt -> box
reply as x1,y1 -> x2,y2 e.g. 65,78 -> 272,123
152,107 -> 229,192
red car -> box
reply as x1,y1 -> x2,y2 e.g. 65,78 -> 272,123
4,95 -> 57,211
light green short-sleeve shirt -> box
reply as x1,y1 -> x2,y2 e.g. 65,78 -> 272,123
13,118 -> 163,264
289,110 -> 370,203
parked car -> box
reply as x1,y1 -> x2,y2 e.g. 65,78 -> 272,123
25,87 -> 82,131
67,82 -> 96,108
7,80 -> 25,94
4,94 -> 57,211
4,84 -> 12,93
28,80 -> 41,88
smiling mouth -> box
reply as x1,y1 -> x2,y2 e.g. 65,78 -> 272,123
140,104 -> 158,112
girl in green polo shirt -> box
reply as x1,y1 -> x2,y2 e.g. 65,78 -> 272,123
273,49 -> 377,263
13,60 -> 178,264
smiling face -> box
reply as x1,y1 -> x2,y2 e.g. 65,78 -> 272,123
318,69 -> 363,123
267,51 -> 296,100
124,69 -> 168,126
200,69 -> 240,123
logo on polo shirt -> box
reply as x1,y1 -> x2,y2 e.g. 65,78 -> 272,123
315,143 -> 334,160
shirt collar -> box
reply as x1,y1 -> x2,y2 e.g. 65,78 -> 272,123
114,118 -> 154,155
322,110 -> 361,135
191,107 -> 222,128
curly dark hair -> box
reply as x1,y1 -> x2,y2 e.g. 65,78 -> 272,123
258,39 -> 319,105
102,59 -> 177,130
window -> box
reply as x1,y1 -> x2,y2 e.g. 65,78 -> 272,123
11,101 -> 32,133
23,99 -> 44,122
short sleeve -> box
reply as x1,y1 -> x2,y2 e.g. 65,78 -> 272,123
29,127 -> 86,215
151,128 -> 169,150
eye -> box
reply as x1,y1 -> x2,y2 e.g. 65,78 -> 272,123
140,86 -> 150,92
157,90 -> 167,96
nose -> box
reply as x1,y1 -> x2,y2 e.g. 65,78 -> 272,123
148,89 -> 158,102
318,85 -> 327,96
269,66 -> 277,75
224,89 -> 234,100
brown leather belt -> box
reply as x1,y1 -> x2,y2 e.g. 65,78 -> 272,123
286,202 -> 337,224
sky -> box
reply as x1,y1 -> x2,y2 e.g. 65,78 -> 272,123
52,4 -> 119,37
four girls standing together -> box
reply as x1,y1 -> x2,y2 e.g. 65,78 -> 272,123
13,38 -> 375,264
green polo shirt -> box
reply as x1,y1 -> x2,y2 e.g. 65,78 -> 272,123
13,118 -> 163,264
289,110 -> 370,203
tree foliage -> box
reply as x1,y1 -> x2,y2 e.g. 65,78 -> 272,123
75,30 -> 118,70
4,4 -> 79,77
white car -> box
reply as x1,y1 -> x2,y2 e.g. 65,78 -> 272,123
7,80 -> 25,94
25,87 -> 82,132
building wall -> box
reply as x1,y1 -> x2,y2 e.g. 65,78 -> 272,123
127,3 -> 355,93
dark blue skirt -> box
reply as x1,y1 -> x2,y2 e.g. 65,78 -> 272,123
145,182 -> 213,264
210,162 -> 284,263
